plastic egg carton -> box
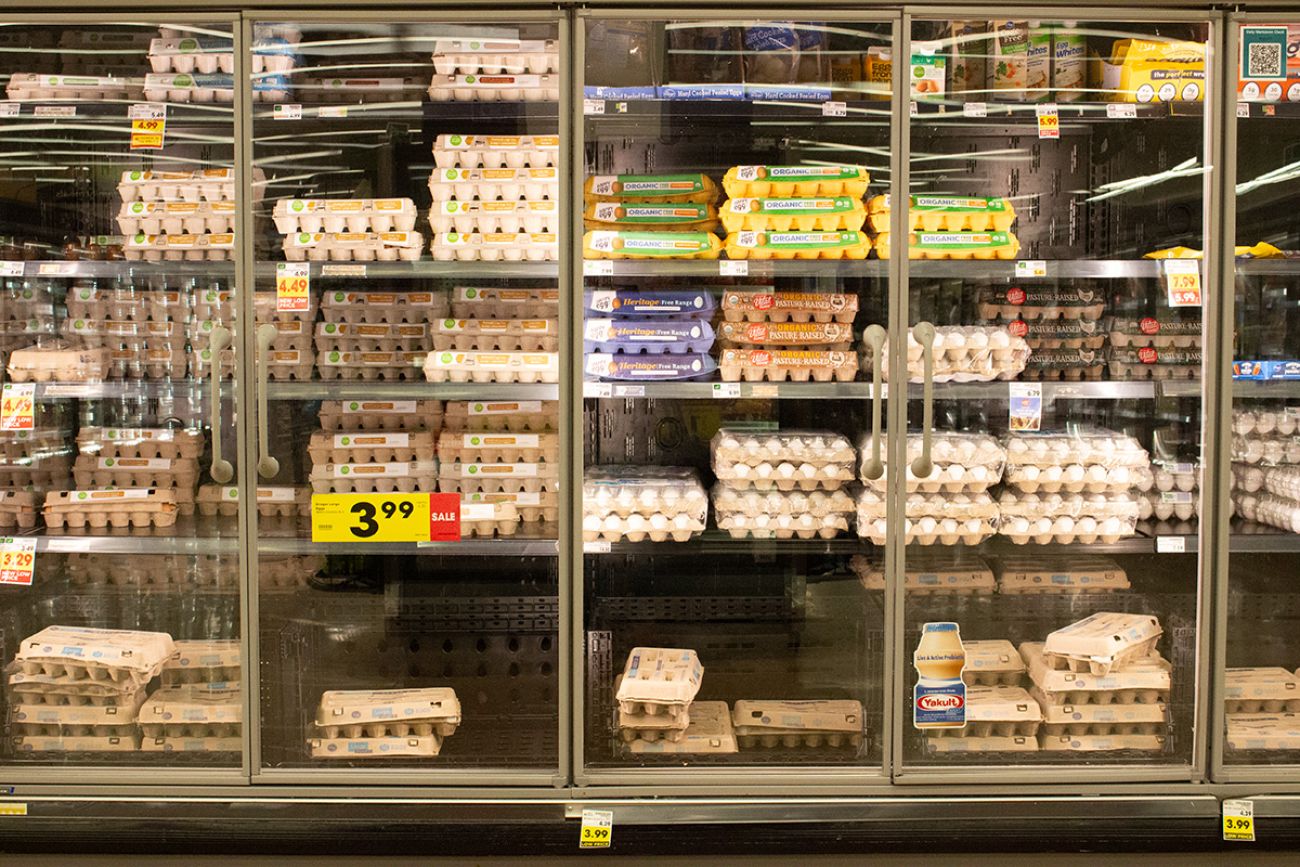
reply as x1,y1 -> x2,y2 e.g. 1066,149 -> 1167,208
319,399 -> 442,433
195,484 -> 311,518
7,345 -> 109,382
72,455 -> 198,491
722,165 -> 868,200
962,639 -> 1027,685
439,460 -> 559,495
994,556 -> 1131,594
1019,349 -> 1105,382
464,490 -> 558,524
584,173 -> 718,205
117,169 -> 262,205
583,466 -> 707,542
460,499 -> 522,538
711,429 -> 855,492
1234,463 -> 1300,498
879,326 -> 1029,383
428,168 -> 558,203
584,230 -> 722,260
315,322 -> 428,354
1107,347 -> 1200,380
314,687 -> 460,740
450,287 -> 558,320
424,350 -> 558,384
307,461 -> 437,494
1231,434 -> 1300,466
925,685 -> 1041,739
718,348 -> 859,383
1004,462 -> 1149,494
272,198 -> 418,235
1004,432 -> 1149,475
1021,641 -> 1171,706
1226,714 -> 1300,751
719,197 -> 865,234
1034,688 -> 1169,737
724,230 -> 871,260
716,320 -> 852,349
436,431 -> 558,464
1042,612 -> 1162,677
138,687 -> 241,739
732,700 -> 864,749
1232,408 -> 1299,438
310,431 -> 437,464
1107,316 -> 1201,349
5,73 -> 143,102
442,399 -> 555,433
850,553 -> 997,596
584,352 -> 717,382
282,231 -> 423,263
432,39 -> 558,75
429,200 -> 558,234
866,194 -> 1016,233
319,291 -> 445,325
264,349 -> 316,382
1232,492 -> 1300,533
124,232 -> 235,262
857,431 -> 1005,493
1224,668 -> 1300,713
430,231 -> 557,262
977,286 -> 1107,322
428,73 -> 558,102
432,134 -> 559,169
1140,489 -> 1198,522
14,626 -> 174,686
584,201 -> 719,233
615,648 -> 702,720
161,639 -> 240,686
1012,318 -> 1106,351
856,489 -> 999,545
996,492 -> 1139,544
585,317 -> 710,355
712,485 -> 854,540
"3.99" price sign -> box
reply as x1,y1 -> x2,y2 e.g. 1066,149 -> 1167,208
311,493 -> 461,543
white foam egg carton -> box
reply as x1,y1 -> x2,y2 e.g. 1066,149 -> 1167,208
314,322 -> 427,354
318,399 -> 442,433
996,491 -> 1139,544
615,648 -> 702,718
317,350 -> 426,381
1224,668 -> 1300,713
438,460 -> 559,495
433,134 -> 559,169
858,431 -> 1005,492
1033,687 -> 1169,737
925,685 -> 1041,739
118,169 -> 264,204
116,201 -> 236,236
427,167 -> 558,203
431,39 -> 558,75
0,491 -> 38,530
319,290 -> 447,325
432,317 -> 557,353
427,73 -> 558,102
123,231 -> 235,262
428,200 -> 558,234
731,700 -> 864,749
1233,409 -> 1300,438
6,345 -> 109,382
423,350 -> 558,383
1042,612 -> 1162,677
1021,641 -> 1171,706
442,399 -> 556,433
713,485 -> 854,540
429,231 -> 557,262
994,555 -> 1131,594
282,231 -> 423,262
450,287 -> 558,319
6,73 -> 142,102
272,198 -> 418,234
856,489 -> 998,545
962,639 -> 1027,685
195,484 -> 311,518
876,326 -> 1029,383
1232,434 -> 1300,466
850,553 -> 996,596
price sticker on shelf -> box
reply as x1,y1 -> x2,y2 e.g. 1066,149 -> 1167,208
36,263 -> 73,277
583,98 -> 606,115
276,262 -> 310,312
321,264 -> 366,278
1009,382 -> 1042,432
821,100 -> 847,117
1015,260 -> 1047,279
1223,799 -> 1255,842
0,262 -> 24,277
1164,259 -> 1202,307
1036,103 -> 1060,139
584,382 -> 613,399
1106,103 -> 1137,119
963,101 -> 987,118
0,383 -> 35,431
583,260 -> 614,277
578,809 -> 613,849
712,383 -> 741,399
311,492 -> 461,543
0,537 -> 36,586
1156,535 -> 1186,554
318,106 -> 349,118
720,260 -> 748,277
613,384 -> 645,398
273,103 -> 302,121
1237,102 -> 1251,119
0,103 -> 18,118
583,540 -> 611,554
34,106 -> 74,118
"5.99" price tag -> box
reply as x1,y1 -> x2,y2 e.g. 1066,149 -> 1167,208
0,537 -> 36,586
311,493 -> 460,543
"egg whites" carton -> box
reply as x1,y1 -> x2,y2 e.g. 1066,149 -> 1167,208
432,39 -> 558,75
195,485 -> 311,518
961,639 -> 1026,685
138,686 -> 241,739
162,639 -> 240,685
724,230 -> 872,260
722,165 -> 868,199
0,491 -> 38,530
116,201 -> 237,236
584,318 -> 715,355
320,291 -> 448,325
866,194 -> 1016,233
720,290 -> 859,325
1033,688 -> 1169,737
282,231 -> 423,263
442,399 -> 554,433
584,466 -> 707,543
428,167 -> 558,202
584,174 -> 718,205
927,685 -> 1041,738
433,134 -> 559,169
439,461 -> 559,495
430,231 -> 557,262
427,73 -> 558,102
1224,668 -> 1300,713
858,431 -> 1005,493
874,231 -> 1021,260
5,73 -> 142,102
75,428 -> 203,461
308,461 -> 437,494
731,699 -> 864,749
719,197 -> 866,234
994,556 -> 1131,594
850,554 -> 997,596
615,648 -> 703,720
43,488 -> 178,531
318,400 -> 442,432
1021,641 -> 1171,706
14,626 -> 175,688
996,492 -> 1139,544
1042,613 -> 1162,677
626,701 -> 738,754
857,489 -> 999,545
450,287 -> 557,319
431,200 -> 558,234
309,431 -> 436,464
6,345 -> 109,382
1226,714 -> 1300,751
423,350 -> 558,384
712,485 -> 855,540
719,348 -> 858,383
584,230 -> 722,260
436,431 -> 557,464
711,429 -> 855,492
978,286 -> 1106,322
272,198 -> 418,234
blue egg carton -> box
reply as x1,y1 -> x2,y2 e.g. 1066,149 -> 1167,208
584,318 -> 716,355
584,352 -> 719,381
584,289 -> 716,318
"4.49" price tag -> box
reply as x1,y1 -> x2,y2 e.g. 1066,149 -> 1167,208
0,537 -> 36,586
276,262 -> 310,312
0,383 -> 35,431
311,493 -> 461,543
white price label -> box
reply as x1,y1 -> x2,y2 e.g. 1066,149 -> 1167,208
1156,535 -> 1186,554
583,540 -> 611,554
719,260 -> 748,277
909,101 -> 918,117
36,263 -> 74,276
320,264 -> 366,277
821,100 -> 847,117
273,103 -> 302,120
128,103 -> 166,120
578,809 -> 613,848
583,260 -> 614,277
1106,103 -> 1137,119
1223,799 -> 1255,842
1009,382 -> 1043,432
751,384 -> 779,398
34,106 -> 75,118
583,382 -> 613,399
0,102 -> 18,117
1015,260 -> 1048,278
317,106 -> 349,118
613,385 -> 644,397
712,383 -> 741,398
0,537 -> 36,586
1237,102 -> 1251,119
963,102 -> 987,118
0,262 -> 24,277
583,99 -> 606,115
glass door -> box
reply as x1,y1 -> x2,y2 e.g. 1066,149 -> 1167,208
578,13 -> 893,782
0,17 -> 245,777
898,15 -> 1212,777
247,15 -> 563,782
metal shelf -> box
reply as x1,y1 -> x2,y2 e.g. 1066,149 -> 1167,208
259,537 -> 558,557
1233,380 -> 1300,398
925,381 -> 1162,401
583,260 -> 1162,279
268,381 -> 558,401
31,380 -> 232,401
1235,259 -> 1300,276
589,532 -> 1168,556
28,533 -> 237,556
1,260 -> 235,279
252,260 -> 557,280
581,381 -> 1178,402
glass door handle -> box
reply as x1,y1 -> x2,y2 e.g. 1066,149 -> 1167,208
255,323 -> 280,479
862,324 -> 887,481
207,325 -> 234,483
910,321 -> 936,479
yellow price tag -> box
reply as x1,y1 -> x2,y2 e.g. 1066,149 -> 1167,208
0,803 -> 27,817
311,492 -> 461,543
130,117 -> 165,150
0,537 -> 36,586
0,383 -> 35,431
578,809 -> 612,849
1037,104 -> 1060,139
276,262 -> 310,312
1223,799 -> 1255,842
1165,260 -> 1202,307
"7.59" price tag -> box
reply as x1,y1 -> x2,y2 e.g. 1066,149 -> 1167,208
311,493 -> 460,543
0,537 -> 36,586
1164,259 -> 1202,307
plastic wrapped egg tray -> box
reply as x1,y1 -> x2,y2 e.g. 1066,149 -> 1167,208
1033,688 -> 1169,738
1042,612 -> 1162,677
0,491 -> 38,530
273,198 -> 418,234
1107,316 -> 1202,349
433,134 -> 559,169
583,467 -> 707,543
1107,347 -> 1200,380
585,201 -> 719,233
117,169 -> 262,205
117,201 -> 237,236
876,326 -> 1029,383
962,639 -> 1027,684
720,290 -> 857,324
315,322 -> 429,354
42,488 -> 179,531
719,196 -> 866,234
428,168 -> 558,203
1232,492 -> 1300,534
1018,349 -> 1105,381
1139,489 -> 1198,522
13,626 -> 174,688
124,231 -> 235,262
993,556 -> 1131,594
1231,434 -> 1300,466
195,484 -> 310,518
5,73 -> 143,102
319,399 -> 442,433
925,685 -> 1041,739
429,200 -> 558,234
319,291 -> 447,326
719,348 -> 858,383
430,231 -> 557,262
851,553 -> 997,596
308,461 -> 437,494
716,320 -> 852,349
138,687 -> 241,740
1233,463 -> 1300,498
1011,318 -> 1106,350
615,648 -> 702,720
711,429 -> 855,492
866,194 -> 1016,233
309,431 -> 436,464
424,350 -> 558,384
438,461 -> 559,495
442,400 -> 555,433
1231,408 -> 1299,438
282,231 -> 423,263
977,286 -> 1107,322
584,230 -> 722,260
584,174 -> 718,205
712,485 -> 854,540
731,700 -> 865,749
1224,668 -> 1300,713
432,39 -> 558,75
436,431 -> 558,464
584,318 -> 715,355
996,492 -> 1139,544
856,489 -> 998,545
450,287 -> 558,320
1022,641 -> 1171,706
724,230 -> 872,260
1003,432 -> 1150,491
722,165 -> 868,200
858,431 -> 1005,493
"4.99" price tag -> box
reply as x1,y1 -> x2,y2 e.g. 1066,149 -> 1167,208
311,493 -> 461,543
0,537 -> 36,586
0,383 -> 35,431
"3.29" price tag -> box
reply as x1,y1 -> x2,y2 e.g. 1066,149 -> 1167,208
0,537 -> 36,586
311,493 -> 460,543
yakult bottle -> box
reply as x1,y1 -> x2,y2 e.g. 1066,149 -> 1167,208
913,621 -> 967,729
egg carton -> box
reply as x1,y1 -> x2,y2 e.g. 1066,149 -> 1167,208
712,460 -> 854,493
1003,463 -> 1150,494
319,357 -> 430,388
310,431 -> 436,464
309,734 -> 441,759
713,428 -> 855,470
6,669 -> 144,697
0,427 -> 70,459
254,320 -> 311,354
428,167 -> 558,203
61,318 -> 184,351
0,491 -> 38,530
583,318 -> 714,355
721,165 -> 868,200
1232,409 -> 1300,438
141,735 -> 242,753
138,687 -> 241,737
1107,316 -> 1202,349
1034,689 -> 1169,737
584,230 -> 722,260
997,493 -> 1139,545
584,352 -> 717,382
450,287 -> 558,320
316,291 -> 444,326
195,485 -> 311,518
1042,613 -> 1162,677
851,554 -> 997,596
625,701 -> 738,755
618,704 -> 689,743
5,73 -> 142,102
1224,668 -> 1300,713
1011,318 -> 1106,350
858,432 -> 1006,493
962,639 -> 1027,685
1003,432 -> 1150,470
42,488 -> 178,530
188,347 -> 235,380
313,687 -> 462,739
146,73 -> 291,104
1039,733 -> 1167,752
318,400 -> 442,433
8,686 -> 146,708
1107,347 -> 1201,380
925,734 -> 1038,753
436,431 -> 558,464
123,232 -> 235,262
462,490 -> 558,524
584,509 -> 705,543
1231,435 -> 1300,466
313,322 -> 427,355
72,455 -> 198,490
925,686 -> 1041,738
261,555 -> 323,591
431,200 -> 559,235
282,231 -> 423,263
458,499 -> 522,537
162,639 -> 240,683
12,734 -> 142,753
583,201 -> 718,233
432,134 -> 559,169
1235,463 -> 1300,499
7,345 -> 109,382
994,556 -> 1131,594
430,231 -> 557,262
0,464 -> 70,491
584,465 -> 707,516
1019,353 -> 1105,382
431,39 -> 558,75
725,230 -> 872,260
718,196 -> 865,234
193,289 -> 236,324
423,350 -> 558,384
442,400 -> 555,433
146,37 -> 238,74
115,200 -> 237,236
856,489 -> 999,545
10,693 -> 147,728
1226,713 -> 1300,751
583,174 -> 718,205
866,194 -> 1016,233
117,169 -> 263,205
307,461 -> 438,494
732,700 -> 864,749
1140,490 -> 1198,522
713,485 -> 854,519
876,326 -> 1029,383
874,231 -> 1021,260
14,625 -> 174,683
716,320 -> 852,349
615,648 -> 703,718
272,198 -> 418,234
438,461 -> 559,495
718,348 -> 859,383
1021,642 -> 1171,705
69,289 -> 189,324
263,349 -> 316,382
108,347 -> 185,380
714,499 -> 853,540
977,286 -> 1107,322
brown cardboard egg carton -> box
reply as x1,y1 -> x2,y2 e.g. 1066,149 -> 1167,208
429,199 -> 558,234
308,461 -> 438,494
718,348 -> 858,383
7,345 -> 109,382
64,287 -> 188,322
257,320 -> 312,353
720,290 -> 858,324
962,639 -> 1027,685
282,231 -> 423,263
462,490 -> 558,524
1011,318 -> 1106,350
251,291 -> 318,325
427,167 -> 558,202
138,686 -> 241,738
76,427 -> 204,461
424,350 -> 558,384
450,287 -> 558,320
429,231 -> 557,262
1107,347 -> 1200,381
10,691 -> 146,728
317,351 -> 426,381
432,318 -> 558,352
309,734 -> 441,759
1032,688 -> 1168,737
14,625 -> 174,686
188,347 -> 235,380
626,701 -> 738,755
460,499 -> 521,537
1039,733 -> 1167,752
732,699 -> 865,749
1224,667 -> 1300,713
977,286 -> 1106,322
1042,612 -> 1162,677
162,640 -> 240,685
1226,713 -> 1300,751
117,200 -> 237,236
925,734 -> 1038,753
123,232 -> 236,263
436,431 -> 558,464
615,681 -> 689,743
716,320 -> 854,348
0,427 -> 70,460
0,462 -> 71,490
1021,642 -> 1171,706
8,685 -> 146,708
58,316 -> 180,351
264,349 -> 316,382
314,322 -> 429,354
195,485 -> 311,518
0,491 -> 38,530
850,554 -> 997,596
43,488 -> 179,531
320,291 -> 447,325
1019,352 -> 1105,382
108,347 -> 189,381
926,685 -> 1041,738
615,647 -> 702,720
272,198 -> 418,235
318,400 -> 442,433
62,552 -> 196,587
432,134 -> 559,170
261,555 -> 323,591
5,72 -> 142,101
72,455 -> 198,490
309,431 -> 436,464
994,556 -> 1131,594
1107,316 -> 1201,349
442,400 -> 556,433
117,168 -> 261,205
441,461 -> 560,495
12,733 -> 142,753
313,688 -> 461,739
142,735 -> 242,753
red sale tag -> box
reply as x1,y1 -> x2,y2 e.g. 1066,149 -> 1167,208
0,537 -> 36,586
428,493 -> 461,542
1164,260 -> 1202,307
0,383 -> 35,431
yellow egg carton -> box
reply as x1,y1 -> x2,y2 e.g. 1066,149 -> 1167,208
584,174 -> 718,205
583,201 -> 719,232
874,231 -> 1021,260
719,197 -> 867,233
583,230 -> 722,260
866,195 -> 1017,233
726,230 -> 870,260
722,165 -> 869,199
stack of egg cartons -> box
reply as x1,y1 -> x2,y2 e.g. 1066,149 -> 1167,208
993,556 -> 1131,594
316,288 -> 446,382
997,431 -> 1146,545
731,700 -> 865,751
583,287 -> 718,383
276,197 -> 423,265
719,165 -> 871,262
139,639 -> 242,753
711,428 -> 856,540
5,71 -> 141,102
1224,668 -> 1300,753
424,287 -> 559,384
64,280 -> 188,380
8,626 -> 175,754
1106,307 -> 1202,382
69,426 -> 203,527
309,400 -> 440,500
925,639 -> 1040,755
868,194 -> 1020,261
249,289 -> 316,383
850,553 -> 997,596
1024,612 -> 1171,753
117,169 -> 250,264
436,420 -> 558,539
429,133 -> 559,264
582,173 -> 722,261
1136,459 -> 1199,534
428,37 -> 559,102
309,687 -> 461,759
871,325 -> 1030,383
0,415 -> 71,533
145,26 -> 295,105
979,284 -> 1106,381
716,289 -> 859,383
0,277 -> 55,357
1230,408 -> 1300,533
189,284 -> 238,380
583,467 -> 706,543
615,648 -> 715,751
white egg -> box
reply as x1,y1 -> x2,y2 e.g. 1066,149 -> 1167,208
583,515 -> 600,532
1021,465 -> 1040,481
1010,517 -> 1030,534
1100,517 -> 1121,534
649,513 -> 669,531
1087,465 -> 1108,483
1043,466 -> 1063,482
1064,465 -> 1085,483
1008,439 -> 1029,456
756,462 -> 774,479
626,514 -> 646,532
603,515 -> 622,532
1112,467 -> 1131,485
989,330 -> 1011,349
1053,516 -> 1076,533
1076,517 -> 1097,533
918,517 -> 938,534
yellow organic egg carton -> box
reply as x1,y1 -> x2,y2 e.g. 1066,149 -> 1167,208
722,165 -> 869,199
725,230 -> 871,260
866,194 -> 1016,233
873,231 -> 1021,260
584,201 -> 719,232
584,230 -> 722,260
720,197 -> 867,233
584,174 -> 718,205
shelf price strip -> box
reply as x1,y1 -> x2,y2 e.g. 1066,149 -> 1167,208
0,537 -> 36,586
0,383 -> 35,431
578,809 -> 613,849
311,493 -> 460,543
1223,799 -> 1254,842
128,103 -> 165,150
276,262 -> 310,312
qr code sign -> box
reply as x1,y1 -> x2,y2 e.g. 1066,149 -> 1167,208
1248,42 -> 1284,78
